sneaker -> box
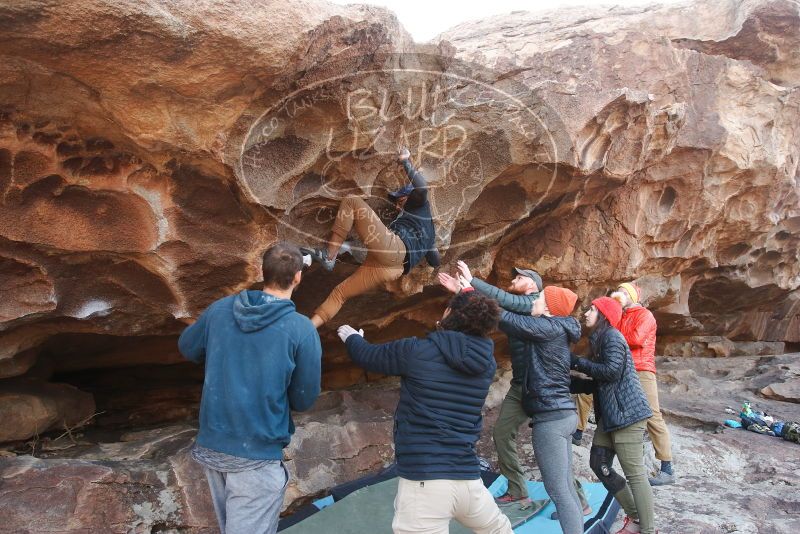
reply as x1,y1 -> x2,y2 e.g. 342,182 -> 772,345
615,516 -> 641,533
572,430 -> 583,446
299,247 -> 335,271
648,470 -> 676,486
494,493 -> 528,505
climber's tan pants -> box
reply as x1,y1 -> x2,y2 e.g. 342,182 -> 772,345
576,393 -> 593,432
314,196 -> 406,324
638,371 -> 673,462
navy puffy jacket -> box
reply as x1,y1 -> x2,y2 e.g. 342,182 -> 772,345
345,330 -> 495,481
571,324 -> 652,433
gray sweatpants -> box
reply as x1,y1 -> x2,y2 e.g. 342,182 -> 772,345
204,461 -> 288,534
531,412 -> 583,534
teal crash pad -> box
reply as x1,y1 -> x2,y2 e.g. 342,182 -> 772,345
282,476 -> 613,534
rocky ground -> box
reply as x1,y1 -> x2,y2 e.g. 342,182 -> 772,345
1,354 -> 798,533
1,0 -> 798,438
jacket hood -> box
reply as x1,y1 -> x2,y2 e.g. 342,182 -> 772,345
233,289 -> 295,332
428,330 -> 495,376
552,316 -> 582,343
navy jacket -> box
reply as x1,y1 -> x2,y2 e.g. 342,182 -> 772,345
389,160 -> 440,273
499,312 -> 581,416
571,324 -> 652,433
179,290 -> 322,459
345,330 -> 495,481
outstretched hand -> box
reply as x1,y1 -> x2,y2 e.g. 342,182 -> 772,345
457,275 -> 472,290
337,325 -> 364,343
398,147 -> 411,161
437,272 -> 461,294
456,260 -> 473,282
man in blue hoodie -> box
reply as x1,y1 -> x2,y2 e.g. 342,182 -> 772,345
179,242 -> 322,534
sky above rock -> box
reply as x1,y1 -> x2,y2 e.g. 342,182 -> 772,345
328,0 -> 685,41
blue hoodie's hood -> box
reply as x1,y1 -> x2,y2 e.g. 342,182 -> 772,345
552,316 -> 582,343
233,290 -> 295,332
428,330 -> 495,376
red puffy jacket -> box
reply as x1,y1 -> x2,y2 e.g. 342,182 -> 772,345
618,305 -> 657,374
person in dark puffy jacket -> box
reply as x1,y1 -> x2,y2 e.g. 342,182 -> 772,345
438,261 -> 541,504
498,286 -> 585,534
337,290 -> 512,534
570,297 -> 655,534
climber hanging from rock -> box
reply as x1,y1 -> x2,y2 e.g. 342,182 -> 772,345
302,147 -> 440,328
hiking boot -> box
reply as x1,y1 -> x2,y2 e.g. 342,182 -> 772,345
494,493 -> 528,505
615,516 -> 641,533
648,470 -> 676,486
300,247 -> 335,271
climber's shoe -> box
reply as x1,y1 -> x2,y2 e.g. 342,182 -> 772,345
300,247 -> 335,272
494,493 -> 529,505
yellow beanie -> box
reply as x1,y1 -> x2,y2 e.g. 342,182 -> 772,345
618,282 -> 640,304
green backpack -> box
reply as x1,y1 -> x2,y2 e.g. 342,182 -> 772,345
782,422 -> 800,444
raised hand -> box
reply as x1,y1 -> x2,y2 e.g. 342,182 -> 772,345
457,274 -> 473,290
437,272 -> 461,294
398,147 -> 411,161
337,325 -> 364,343
456,260 -> 473,282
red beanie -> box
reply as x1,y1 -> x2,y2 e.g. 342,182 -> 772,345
543,286 -> 578,317
593,296 -> 622,328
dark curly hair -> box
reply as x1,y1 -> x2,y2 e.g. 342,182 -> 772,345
439,291 -> 500,338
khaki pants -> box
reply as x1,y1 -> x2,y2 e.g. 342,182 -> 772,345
492,383 -> 529,499
575,393 -> 593,432
314,196 -> 406,324
392,478 -> 513,534
593,419 -> 655,534
638,371 -> 673,462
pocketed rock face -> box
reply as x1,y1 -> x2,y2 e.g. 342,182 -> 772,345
0,0 -> 413,438
0,0 -> 797,395
439,0 -> 800,346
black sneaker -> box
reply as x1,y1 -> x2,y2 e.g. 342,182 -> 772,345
300,247 -> 335,272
